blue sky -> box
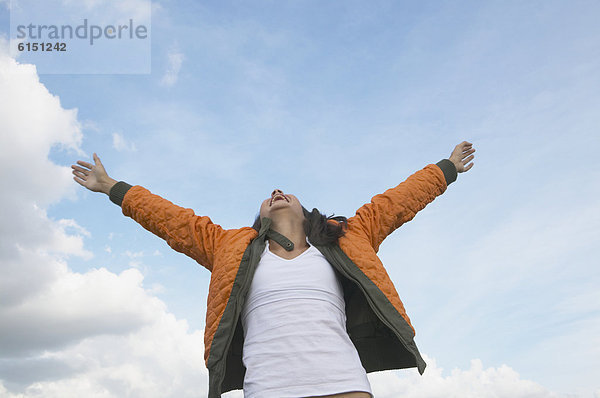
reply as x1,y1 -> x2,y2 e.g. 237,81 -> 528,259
1,1 -> 599,397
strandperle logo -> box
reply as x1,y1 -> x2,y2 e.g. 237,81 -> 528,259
10,0 -> 151,74
15,19 -> 148,45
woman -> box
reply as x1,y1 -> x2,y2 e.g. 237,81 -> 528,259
72,141 -> 475,398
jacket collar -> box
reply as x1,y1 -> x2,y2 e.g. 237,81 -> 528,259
258,217 -> 295,251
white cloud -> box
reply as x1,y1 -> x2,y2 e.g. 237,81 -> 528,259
160,47 -> 184,87
0,39 -> 89,307
0,35 -> 210,398
0,45 -> 83,209
0,267 -> 160,355
147,282 -> 165,294
0,313 -> 208,398
112,132 -> 137,152
368,355 -> 565,398
0,352 -> 573,398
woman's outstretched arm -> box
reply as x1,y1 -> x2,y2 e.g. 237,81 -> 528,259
347,141 -> 475,252
71,153 -> 225,272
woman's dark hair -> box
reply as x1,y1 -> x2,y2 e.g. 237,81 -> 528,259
252,207 -> 348,246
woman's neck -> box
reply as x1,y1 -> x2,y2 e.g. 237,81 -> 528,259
268,217 -> 309,255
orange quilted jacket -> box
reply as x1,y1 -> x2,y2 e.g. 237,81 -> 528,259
109,159 -> 457,397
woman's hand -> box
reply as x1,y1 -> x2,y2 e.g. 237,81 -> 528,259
71,153 -> 117,195
449,141 -> 475,173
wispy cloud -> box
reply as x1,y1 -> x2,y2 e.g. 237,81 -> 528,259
112,132 -> 137,151
160,47 -> 184,87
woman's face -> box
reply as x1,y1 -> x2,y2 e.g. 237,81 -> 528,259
259,189 -> 304,221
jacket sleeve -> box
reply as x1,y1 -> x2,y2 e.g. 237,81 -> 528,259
347,160 -> 456,252
109,181 -> 224,272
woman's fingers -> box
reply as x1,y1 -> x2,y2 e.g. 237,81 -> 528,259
93,153 -> 103,165
449,141 -> 475,173
461,154 -> 475,163
461,147 -> 475,161
453,142 -> 472,155
71,165 -> 89,174
77,160 -> 93,169
72,169 -> 87,180
73,175 -> 86,186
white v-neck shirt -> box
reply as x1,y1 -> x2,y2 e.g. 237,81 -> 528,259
240,241 -> 373,398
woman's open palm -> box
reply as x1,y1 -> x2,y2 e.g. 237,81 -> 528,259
449,141 -> 475,173
71,153 -> 115,194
